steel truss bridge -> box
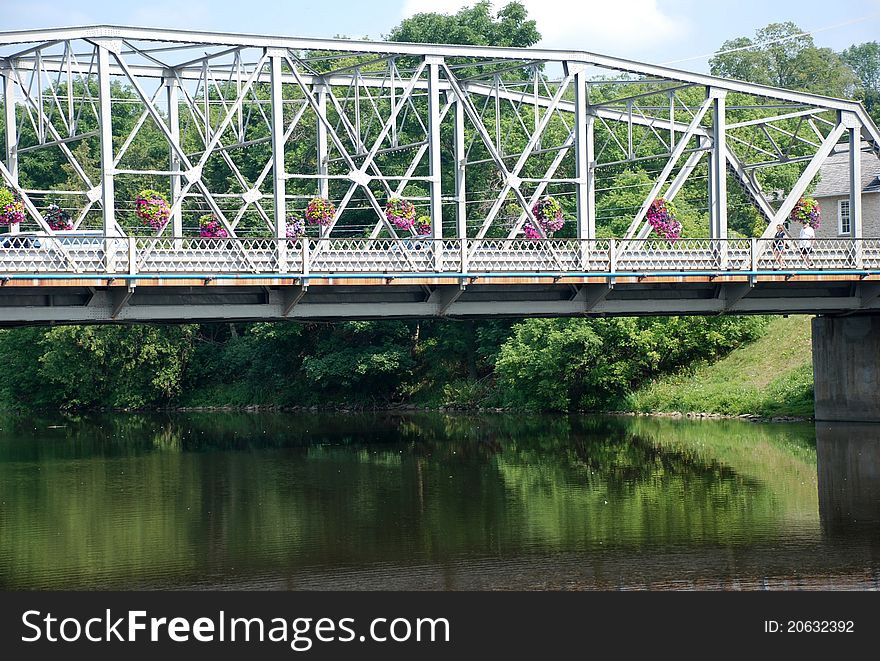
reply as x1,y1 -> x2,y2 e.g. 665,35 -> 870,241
1,25 -> 880,324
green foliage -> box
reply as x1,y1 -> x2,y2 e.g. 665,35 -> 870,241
0,325 -> 197,410
628,316 -> 814,417
302,321 -> 416,401
495,316 -> 769,411
0,187 -> 14,206
841,41 -> 880,122
387,1 -> 539,49
710,22 -> 857,97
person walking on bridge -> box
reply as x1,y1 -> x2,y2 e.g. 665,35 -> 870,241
772,224 -> 790,270
798,222 -> 815,268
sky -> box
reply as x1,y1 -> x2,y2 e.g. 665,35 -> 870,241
1,0 -> 879,72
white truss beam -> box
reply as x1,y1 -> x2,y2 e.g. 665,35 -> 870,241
760,122 -> 847,239
623,95 -> 713,239
709,90 -> 727,239
0,25 -> 878,257
96,43 -> 117,238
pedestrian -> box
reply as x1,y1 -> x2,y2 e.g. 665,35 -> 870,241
799,221 -> 815,268
772,223 -> 789,270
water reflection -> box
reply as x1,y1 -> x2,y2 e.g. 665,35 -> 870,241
816,423 -> 880,536
0,413 -> 876,590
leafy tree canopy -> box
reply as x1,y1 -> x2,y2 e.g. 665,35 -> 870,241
386,1 -> 539,48
841,41 -> 880,121
710,22 -> 857,97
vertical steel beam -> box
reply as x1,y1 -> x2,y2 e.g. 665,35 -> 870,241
453,94 -> 467,273
96,43 -> 117,239
627,100 -> 633,161
3,69 -> 19,235
354,72 -> 361,149
572,66 -> 594,239
269,51 -> 287,271
844,112 -> 864,268
316,81 -> 329,198
453,94 -> 466,240
427,57 -> 443,271
202,61 -> 210,142
709,88 -> 727,239
494,73 -> 501,155
165,76 -> 182,237
849,123 -> 863,239
269,52 -> 285,240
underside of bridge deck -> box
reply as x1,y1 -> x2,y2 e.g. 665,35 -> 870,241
0,273 -> 876,325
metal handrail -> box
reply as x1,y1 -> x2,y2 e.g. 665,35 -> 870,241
0,236 -> 874,276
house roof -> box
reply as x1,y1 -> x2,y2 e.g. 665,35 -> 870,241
814,147 -> 880,197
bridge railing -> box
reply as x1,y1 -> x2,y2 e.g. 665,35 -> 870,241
0,236 -> 875,276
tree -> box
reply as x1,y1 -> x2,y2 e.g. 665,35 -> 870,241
710,22 -> 857,98
841,41 -> 880,122
495,316 -> 769,411
386,1 -> 539,48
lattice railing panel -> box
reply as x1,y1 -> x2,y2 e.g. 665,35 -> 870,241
467,239 -> 586,272
4,235 -> 880,276
307,238 -> 435,273
754,238 -> 859,270
0,235 -> 118,273
616,239 -> 752,271
136,238 -> 280,273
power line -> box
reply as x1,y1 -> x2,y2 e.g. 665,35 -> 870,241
662,12 -> 880,66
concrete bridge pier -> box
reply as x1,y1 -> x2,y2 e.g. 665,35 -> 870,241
813,315 -> 880,422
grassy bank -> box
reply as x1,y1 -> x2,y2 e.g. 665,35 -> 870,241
626,315 -> 814,418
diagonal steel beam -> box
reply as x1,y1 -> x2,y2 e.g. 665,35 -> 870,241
284,56 -> 428,240
723,145 -> 775,223
759,122 -> 847,240
622,95 -> 713,239
10,65 -> 96,193
112,50 -> 271,235
635,144 -> 710,240
442,65 -> 550,245
0,159 -> 53,233
472,72 -> 575,239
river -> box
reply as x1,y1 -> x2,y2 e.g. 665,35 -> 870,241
0,413 -> 877,590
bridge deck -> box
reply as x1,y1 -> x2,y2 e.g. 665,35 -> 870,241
1,237 -> 878,323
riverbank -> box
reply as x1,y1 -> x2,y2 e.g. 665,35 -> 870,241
0,315 -> 810,419
87,402 -> 811,425
626,315 -> 814,418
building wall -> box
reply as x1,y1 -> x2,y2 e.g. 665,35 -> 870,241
811,193 -> 880,239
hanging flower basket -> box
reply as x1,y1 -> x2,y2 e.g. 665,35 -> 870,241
646,197 -> 682,240
198,213 -> 228,238
44,204 -> 73,231
385,197 -> 416,231
286,216 -> 305,239
414,215 -> 432,236
0,188 -> 25,226
522,224 -> 542,240
789,197 -> 821,229
305,196 -> 335,226
532,196 -> 564,236
135,189 -> 171,231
